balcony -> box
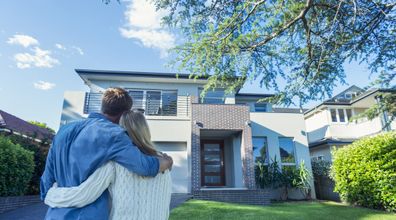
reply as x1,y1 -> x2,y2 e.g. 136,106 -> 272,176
83,92 -> 190,118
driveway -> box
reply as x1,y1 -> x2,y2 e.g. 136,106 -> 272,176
0,194 -> 191,220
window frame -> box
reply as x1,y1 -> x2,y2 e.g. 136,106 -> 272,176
278,137 -> 297,166
252,136 -> 269,165
329,108 -> 354,124
254,103 -> 268,112
127,88 -> 178,116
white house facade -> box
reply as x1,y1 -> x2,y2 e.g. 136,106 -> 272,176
305,85 -> 396,162
60,69 -> 315,204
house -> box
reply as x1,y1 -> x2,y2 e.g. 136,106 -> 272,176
305,85 -> 396,162
60,69 -> 315,204
0,109 -> 54,143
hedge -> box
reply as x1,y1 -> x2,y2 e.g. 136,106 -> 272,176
331,131 -> 396,211
0,135 -> 35,196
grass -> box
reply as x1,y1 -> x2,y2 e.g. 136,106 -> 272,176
169,200 -> 396,220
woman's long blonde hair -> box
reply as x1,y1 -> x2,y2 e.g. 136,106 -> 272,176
119,110 -> 159,156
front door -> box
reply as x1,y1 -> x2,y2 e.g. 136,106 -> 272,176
200,140 -> 225,187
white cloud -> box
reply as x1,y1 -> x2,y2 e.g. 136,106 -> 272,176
120,0 -> 175,57
72,46 -> 84,55
14,47 -> 60,69
7,34 -> 39,48
55,43 -> 66,50
33,81 -> 56,90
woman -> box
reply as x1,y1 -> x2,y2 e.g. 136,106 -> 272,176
44,110 -> 172,220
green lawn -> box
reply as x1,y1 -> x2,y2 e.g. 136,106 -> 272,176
169,200 -> 396,220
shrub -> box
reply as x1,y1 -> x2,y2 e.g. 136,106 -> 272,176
331,132 -> 396,211
311,159 -> 331,177
0,135 -> 35,196
6,135 -> 49,195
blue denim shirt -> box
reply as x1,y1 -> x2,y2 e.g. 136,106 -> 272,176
40,113 -> 159,220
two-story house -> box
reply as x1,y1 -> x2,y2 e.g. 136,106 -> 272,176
305,85 -> 396,162
60,69 -> 315,204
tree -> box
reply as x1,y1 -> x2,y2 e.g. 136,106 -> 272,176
29,121 -> 55,134
148,0 -> 395,110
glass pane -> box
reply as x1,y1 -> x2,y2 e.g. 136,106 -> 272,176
161,91 -> 177,116
199,88 -> 225,104
204,154 -> 220,162
338,109 -> 345,122
146,91 -> 161,115
255,103 -> 267,112
205,176 -> 220,184
205,165 -> 221,173
129,90 -> 144,110
204,144 -> 220,152
330,109 -> 337,122
278,137 -> 295,163
252,137 -> 268,164
346,109 -> 352,121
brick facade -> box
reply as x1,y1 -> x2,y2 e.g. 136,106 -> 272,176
0,195 -> 41,214
194,190 -> 271,205
191,104 -> 255,192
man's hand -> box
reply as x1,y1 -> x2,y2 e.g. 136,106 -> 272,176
158,154 -> 173,173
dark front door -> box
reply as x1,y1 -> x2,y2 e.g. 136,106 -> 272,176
201,140 -> 225,187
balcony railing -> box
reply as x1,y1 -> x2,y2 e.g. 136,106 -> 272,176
84,92 -> 190,117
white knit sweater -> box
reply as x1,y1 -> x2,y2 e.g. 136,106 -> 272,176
45,162 -> 172,220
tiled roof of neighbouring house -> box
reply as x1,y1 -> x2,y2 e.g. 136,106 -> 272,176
0,110 -> 54,141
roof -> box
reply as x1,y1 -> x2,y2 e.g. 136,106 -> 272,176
309,138 -> 355,149
0,110 -> 54,141
272,108 -> 307,114
75,69 -> 210,80
304,86 -> 396,115
235,93 -> 274,99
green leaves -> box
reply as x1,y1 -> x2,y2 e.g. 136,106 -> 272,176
0,135 -> 35,196
331,131 -> 396,211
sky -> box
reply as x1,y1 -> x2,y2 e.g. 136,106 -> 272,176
0,0 -> 375,131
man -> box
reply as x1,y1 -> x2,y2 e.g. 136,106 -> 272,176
40,88 -> 173,220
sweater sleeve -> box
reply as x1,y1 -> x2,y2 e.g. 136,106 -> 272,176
44,162 -> 115,208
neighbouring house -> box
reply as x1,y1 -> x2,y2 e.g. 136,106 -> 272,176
60,69 -> 315,204
305,85 -> 396,162
0,109 -> 54,143
304,85 -> 396,201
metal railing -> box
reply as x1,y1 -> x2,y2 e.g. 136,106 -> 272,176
83,92 -> 190,117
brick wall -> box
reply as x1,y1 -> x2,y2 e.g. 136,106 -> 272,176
0,195 -> 41,213
193,190 -> 271,205
191,104 -> 255,191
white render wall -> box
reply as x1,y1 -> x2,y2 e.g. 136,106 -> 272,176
250,112 -> 316,199
60,91 -> 87,125
305,109 -> 329,143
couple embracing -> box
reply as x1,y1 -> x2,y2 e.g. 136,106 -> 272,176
40,88 -> 174,220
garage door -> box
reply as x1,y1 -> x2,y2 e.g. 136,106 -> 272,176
154,142 -> 188,193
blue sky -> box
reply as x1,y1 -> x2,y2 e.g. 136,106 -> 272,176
0,0 -> 375,131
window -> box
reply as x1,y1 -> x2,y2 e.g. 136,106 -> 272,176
254,103 -> 267,112
338,109 -> 346,122
278,137 -> 295,164
330,109 -> 337,122
346,109 -> 352,121
198,88 -> 225,104
252,137 -> 268,164
330,108 -> 353,123
128,89 -> 178,116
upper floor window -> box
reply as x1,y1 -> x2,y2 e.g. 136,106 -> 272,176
330,108 -> 353,123
252,137 -> 269,164
254,103 -> 267,112
278,137 -> 295,165
198,88 -> 225,104
128,89 -> 177,116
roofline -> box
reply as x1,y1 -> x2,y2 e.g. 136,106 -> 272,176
304,88 -> 396,116
75,69 -> 210,80
235,93 -> 274,98
309,138 -> 355,149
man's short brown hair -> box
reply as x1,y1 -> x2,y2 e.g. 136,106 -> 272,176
101,88 -> 133,116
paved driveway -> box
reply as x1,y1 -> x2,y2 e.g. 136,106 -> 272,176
0,194 -> 191,220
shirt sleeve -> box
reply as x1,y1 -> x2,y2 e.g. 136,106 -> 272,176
107,131 -> 159,177
45,162 -> 115,208
40,142 -> 56,201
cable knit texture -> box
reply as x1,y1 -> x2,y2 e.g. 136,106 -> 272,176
45,162 -> 172,220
